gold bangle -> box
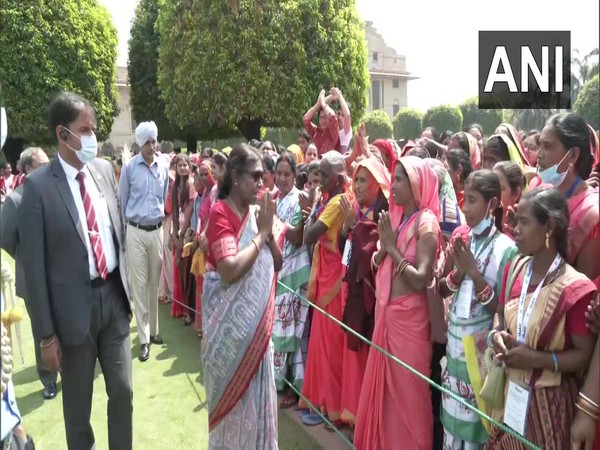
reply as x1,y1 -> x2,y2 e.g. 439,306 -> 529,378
579,393 -> 600,410
576,402 -> 600,421
251,238 -> 261,254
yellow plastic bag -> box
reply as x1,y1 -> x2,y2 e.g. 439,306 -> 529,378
190,250 -> 206,276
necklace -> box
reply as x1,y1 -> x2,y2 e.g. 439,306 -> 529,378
227,198 -> 246,219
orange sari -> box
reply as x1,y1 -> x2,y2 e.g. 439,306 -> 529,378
355,156 -> 441,450
299,193 -> 345,420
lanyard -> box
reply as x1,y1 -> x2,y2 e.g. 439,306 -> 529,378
357,202 -> 378,224
565,176 -> 582,198
516,253 -> 562,343
469,226 -> 497,261
312,195 -> 333,219
396,209 -> 419,236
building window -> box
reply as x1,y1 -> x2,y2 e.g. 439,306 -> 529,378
373,52 -> 378,62
371,80 -> 381,110
393,100 -> 400,117
392,79 -> 399,89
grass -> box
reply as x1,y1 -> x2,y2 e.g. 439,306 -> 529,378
2,251 -> 321,449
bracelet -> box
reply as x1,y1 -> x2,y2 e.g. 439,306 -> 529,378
372,253 -> 381,272
40,337 -> 56,349
394,258 -> 409,277
579,393 -> 600,410
551,352 -> 559,373
575,401 -> 600,421
487,329 -> 499,349
446,270 -> 460,292
477,284 -> 494,305
251,238 -> 261,254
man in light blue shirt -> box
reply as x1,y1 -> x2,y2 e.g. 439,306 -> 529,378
119,121 -> 169,362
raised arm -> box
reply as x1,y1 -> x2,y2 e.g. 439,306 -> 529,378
332,87 -> 351,134
304,90 -> 325,133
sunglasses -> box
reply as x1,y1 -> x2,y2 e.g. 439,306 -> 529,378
245,170 -> 264,182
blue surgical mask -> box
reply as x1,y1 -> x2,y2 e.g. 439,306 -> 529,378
471,201 -> 492,235
63,127 -> 98,164
536,149 -> 571,187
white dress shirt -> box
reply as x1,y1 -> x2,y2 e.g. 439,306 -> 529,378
58,155 -> 118,279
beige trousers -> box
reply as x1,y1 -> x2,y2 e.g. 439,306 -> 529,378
126,224 -> 163,345
158,215 -> 173,299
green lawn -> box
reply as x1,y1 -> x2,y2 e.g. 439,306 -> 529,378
2,252 -> 321,449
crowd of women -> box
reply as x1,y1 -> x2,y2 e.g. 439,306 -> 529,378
152,107 -> 600,450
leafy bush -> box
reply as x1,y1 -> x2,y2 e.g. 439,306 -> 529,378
393,108 -> 423,140
573,75 -> 600,130
423,105 -> 463,134
362,110 -> 393,140
459,97 -> 504,135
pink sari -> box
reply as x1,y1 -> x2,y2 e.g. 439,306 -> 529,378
355,156 -> 441,450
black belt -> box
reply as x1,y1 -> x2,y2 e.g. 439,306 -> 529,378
91,269 -> 120,288
128,220 -> 162,231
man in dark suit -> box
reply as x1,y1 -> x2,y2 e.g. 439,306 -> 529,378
19,92 -> 132,450
0,146 -> 56,399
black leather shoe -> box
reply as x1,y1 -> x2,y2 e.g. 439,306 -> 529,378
138,344 -> 150,362
43,382 -> 58,400
150,334 -> 163,345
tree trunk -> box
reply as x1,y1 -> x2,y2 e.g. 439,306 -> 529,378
186,133 -> 198,153
237,117 -> 262,141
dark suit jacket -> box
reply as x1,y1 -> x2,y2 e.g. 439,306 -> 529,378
19,156 -> 131,346
0,185 -> 26,298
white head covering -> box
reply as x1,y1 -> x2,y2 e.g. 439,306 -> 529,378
135,121 -> 158,147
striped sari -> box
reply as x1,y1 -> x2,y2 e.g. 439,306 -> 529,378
202,209 -> 278,450
273,187 -> 310,391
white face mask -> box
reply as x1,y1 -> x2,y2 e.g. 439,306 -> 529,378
63,127 -> 98,164
536,149 -> 571,187
471,200 -> 492,235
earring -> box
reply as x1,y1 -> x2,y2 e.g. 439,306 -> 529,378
545,232 -> 550,248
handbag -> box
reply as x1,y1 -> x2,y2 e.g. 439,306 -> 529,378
479,255 -> 530,409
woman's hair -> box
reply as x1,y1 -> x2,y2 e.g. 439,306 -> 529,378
451,131 -> 471,156
172,154 -> 193,224
248,139 -> 261,148
440,130 -> 454,142
465,123 -> 484,137
545,112 -> 594,179
406,146 -> 430,159
526,130 -> 540,144
465,169 -> 503,229
218,144 -> 261,199
201,147 -> 215,158
446,148 -> 473,182
420,139 -> 439,158
493,161 -> 525,194
276,151 -> 297,175
277,144 -> 286,156
307,160 -> 320,175
484,135 -> 510,162
422,126 -> 440,143
262,154 -> 276,174
299,131 -> 312,142
295,163 -> 308,189
521,187 -> 570,258
212,151 -> 228,168
259,140 -> 276,154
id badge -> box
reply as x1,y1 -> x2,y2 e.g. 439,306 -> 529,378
342,239 -> 352,267
455,279 -> 474,319
503,381 -> 530,436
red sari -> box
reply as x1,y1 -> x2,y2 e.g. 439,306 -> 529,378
298,193 -> 346,420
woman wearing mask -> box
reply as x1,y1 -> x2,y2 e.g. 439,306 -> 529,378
202,144 -> 282,449
355,156 -> 441,450
337,156 -> 390,428
299,151 -> 347,427
272,153 -> 311,408
533,113 -> 599,284
438,170 -> 518,449
171,154 -> 197,324
488,188 -> 597,449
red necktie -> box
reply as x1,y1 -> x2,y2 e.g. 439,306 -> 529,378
75,172 -> 108,280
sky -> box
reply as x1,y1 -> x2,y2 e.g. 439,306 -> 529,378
99,0 -> 599,111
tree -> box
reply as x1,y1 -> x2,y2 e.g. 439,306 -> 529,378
393,108 -> 422,140
571,48 -> 599,104
423,105 -> 463,134
156,0 -> 370,140
128,0 -> 181,142
362,110 -> 393,140
458,97 -> 504,135
574,74 -> 600,130
0,0 -> 118,147
505,109 -> 557,132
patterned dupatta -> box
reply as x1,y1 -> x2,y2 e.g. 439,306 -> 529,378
201,209 -> 276,430
503,261 -> 597,388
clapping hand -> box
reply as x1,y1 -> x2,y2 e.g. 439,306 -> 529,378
339,194 -> 356,231
451,238 -> 478,279
257,190 -> 276,238
505,204 -> 518,237
378,211 -> 396,253
585,299 -> 600,334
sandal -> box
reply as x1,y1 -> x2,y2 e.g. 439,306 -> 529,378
197,330 -> 204,340
158,296 -> 170,305
182,316 -> 193,326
